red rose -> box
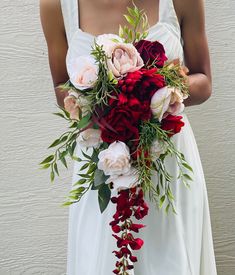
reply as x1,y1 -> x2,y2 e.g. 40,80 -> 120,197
161,115 -> 185,137
134,39 -> 168,67
101,106 -> 139,145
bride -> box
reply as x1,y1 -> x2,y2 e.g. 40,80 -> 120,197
40,0 -> 217,274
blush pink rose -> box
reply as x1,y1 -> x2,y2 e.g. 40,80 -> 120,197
64,95 -> 80,120
150,86 -> 185,122
67,56 -> 98,90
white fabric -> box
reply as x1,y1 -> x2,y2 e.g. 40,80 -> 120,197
60,0 -> 218,274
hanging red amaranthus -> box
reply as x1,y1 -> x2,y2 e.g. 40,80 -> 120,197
110,186 -> 149,274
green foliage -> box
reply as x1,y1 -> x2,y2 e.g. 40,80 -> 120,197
118,1 -> 150,43
98,183 -> 111,213
136,120 -> 194,214
89,42 -> 119,109
158,62 -> 189,96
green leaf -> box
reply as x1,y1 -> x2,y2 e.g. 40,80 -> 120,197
48,138 -> 61,149
123,15 -> 135,26
50,170 -> 55,182
94,169 -> 109,187
78,173 -> 91,179
40,155 -> 54,165
98,184 -> 111,213
87,163 -> 96,174
183,173 -> 193,181
91,149 -> 99,163
60,157 -> 68,169
77,113 -> 91,129
159,195 -> 165,209
82,150 -> 92,160
53,112 -> 66,119
80,162 -> 90,171
72,156 -> 82,162
127,7 -> 137,17
69,121 -> 78,128
61,201 -> 73,207
70,187 -> 85,194
165,203 -> 170,214
53,163 -> 59,176
39,163 -> 51,170
182,162 -> 194,173
73,179 -> 87,186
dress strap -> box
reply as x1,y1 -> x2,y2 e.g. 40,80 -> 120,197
60,0 -> 78,44
159,0 -> 181,39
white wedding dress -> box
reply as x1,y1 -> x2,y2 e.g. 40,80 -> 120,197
60,0 -> 218,274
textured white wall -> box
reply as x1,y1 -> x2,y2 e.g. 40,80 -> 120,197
0,0 -> 234,274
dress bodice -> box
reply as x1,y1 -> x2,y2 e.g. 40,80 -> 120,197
60,0 -> 185,66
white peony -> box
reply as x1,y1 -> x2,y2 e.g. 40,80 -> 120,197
67,56 -> 98,90
77,128 -> 102,148
97,141 -> 131,176
106,167 -> 139,191
150,86 -> 185,122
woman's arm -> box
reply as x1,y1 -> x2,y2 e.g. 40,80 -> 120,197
177,0 -> 212,107
40,0 -> 69,108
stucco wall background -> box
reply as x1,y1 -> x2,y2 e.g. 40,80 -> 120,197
0,0 -> 234,274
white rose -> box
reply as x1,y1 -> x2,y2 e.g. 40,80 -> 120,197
77,128 -> 102,148
97,141 -> 131,176
106,167 -> 139,191
67,56 -> 98,90
150,86 -> 185,122
150,139 -> 168,161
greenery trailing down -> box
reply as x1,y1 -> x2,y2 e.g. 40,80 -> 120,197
118,1 -> 149,43
89,42 -> 119,110
135,119 -> 194,214
39,105 -> 92,182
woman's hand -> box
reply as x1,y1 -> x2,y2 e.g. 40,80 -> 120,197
40,0 -> 69,108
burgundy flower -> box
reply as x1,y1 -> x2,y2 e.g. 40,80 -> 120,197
100,105 -> 140,145
118,68 -> 165,103
134,39 -> 168,67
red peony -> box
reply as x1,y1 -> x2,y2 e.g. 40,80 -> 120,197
161,114 -> 185,137
118,68 -> 165,103
134,39 -> 168,67
100,106 -> 140,145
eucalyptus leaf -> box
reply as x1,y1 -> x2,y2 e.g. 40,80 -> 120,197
94,169 -> 109,187
98,183 -> 111,213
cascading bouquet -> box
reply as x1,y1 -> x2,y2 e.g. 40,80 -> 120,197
39,3 -> 193,274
